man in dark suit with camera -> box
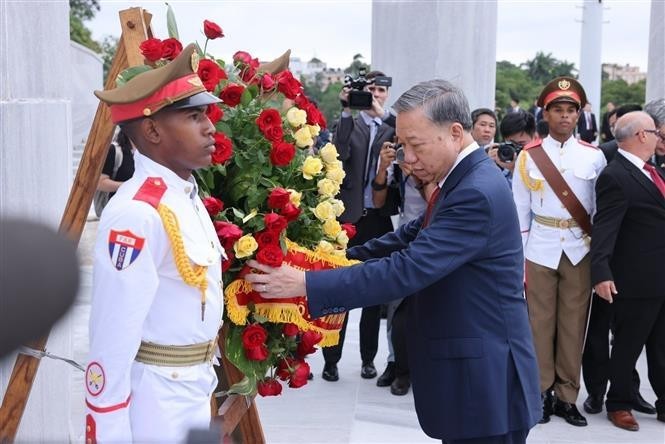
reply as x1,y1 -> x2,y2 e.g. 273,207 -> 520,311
321,70 -> 398,382
590,111 -> 665,431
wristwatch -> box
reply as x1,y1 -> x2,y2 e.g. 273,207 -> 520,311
371,179 -> 388,191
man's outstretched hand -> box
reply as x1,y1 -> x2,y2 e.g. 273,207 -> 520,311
244,260 -> 307,299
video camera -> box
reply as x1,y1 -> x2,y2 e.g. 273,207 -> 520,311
497,141 -> 523,163
343,68 -> 392,110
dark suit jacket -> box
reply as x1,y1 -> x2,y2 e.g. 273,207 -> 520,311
306,148 -> 541,440
590,154 -> 665,299
577,111 -> 598,143
333,113 -> 396,223
600,139 -> 618,162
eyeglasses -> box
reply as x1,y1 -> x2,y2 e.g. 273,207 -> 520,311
636,129 -> 665,142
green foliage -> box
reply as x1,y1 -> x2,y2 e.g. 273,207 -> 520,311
302,77 -> 344,128
70,14 -> 101,53
100,36 -> 118,82
521,51 -> 576,85
69,0 -> 99,20
601,79 -> 646,108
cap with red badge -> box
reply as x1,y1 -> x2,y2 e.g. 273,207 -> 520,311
537,76 -> 587,110
95,43 -> 221,124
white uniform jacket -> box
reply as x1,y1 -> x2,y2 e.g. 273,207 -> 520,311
512,135 -> 606,269
85,152 -> 225,443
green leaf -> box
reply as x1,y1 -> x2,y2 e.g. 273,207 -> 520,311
253,313 -> 269,323
232,208 -> 246,220
226,376 -> 256,396
247,84 -> 260,99
240,88 -> 253,106
116,65 -> 152,86
215,121 -> 233,137
165,3 -> 180,39
259,177 -> 275,188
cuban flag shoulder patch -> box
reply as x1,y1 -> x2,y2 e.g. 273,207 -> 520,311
108,230 -> 145,270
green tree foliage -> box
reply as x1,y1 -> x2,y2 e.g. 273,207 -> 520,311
344,54 -> 370,76
521,51 -> 576,85
302,74 -> 344,127
100,36 -> 119,81
601,79 -> 646,108
69,0 -> 101,52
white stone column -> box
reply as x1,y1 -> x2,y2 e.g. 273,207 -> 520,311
371,1 -> 497,113
0,0 -> 74,441
578,0 -> 603,139
646,0 -> 664,101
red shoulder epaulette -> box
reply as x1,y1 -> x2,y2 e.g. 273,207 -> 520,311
523,138 -> 543,151
133,177 -> 167,209
578,139 -> 600,150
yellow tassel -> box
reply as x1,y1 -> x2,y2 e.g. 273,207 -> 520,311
518,151 -> 543,192
284,239 -> 360,268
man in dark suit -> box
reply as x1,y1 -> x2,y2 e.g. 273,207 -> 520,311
590,111 -> 665,431
322,70 -> 398,382
645,98 -> 665,169
577,102 -> 598,143
600,101 -> 616,143
246,79 -> 541,443
599,104 -> 643,162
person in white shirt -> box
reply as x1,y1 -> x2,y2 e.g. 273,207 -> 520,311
512,77 -> 606,427
86,44 -> 225,442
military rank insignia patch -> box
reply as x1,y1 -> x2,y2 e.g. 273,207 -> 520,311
86,362 -> 106,396
108,229 -> 145,270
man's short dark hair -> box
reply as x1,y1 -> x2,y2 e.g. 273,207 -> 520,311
536,120 -> 549,138
615,104 -> 642,118
365,70 -> 386,81
471,108 -> 497,126
500,110 -> 536,139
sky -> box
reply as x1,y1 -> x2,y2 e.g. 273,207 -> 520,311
89,0 -> 653,71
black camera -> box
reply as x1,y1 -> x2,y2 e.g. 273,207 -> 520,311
497,141 -> 522,163
343,68 -> 392,110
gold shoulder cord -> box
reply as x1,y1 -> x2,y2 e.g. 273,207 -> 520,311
157,203 -> 209,321
518,151 -> 544,192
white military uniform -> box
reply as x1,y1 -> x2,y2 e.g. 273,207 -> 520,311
86,151 -> 225,443
513,134 -> 606,269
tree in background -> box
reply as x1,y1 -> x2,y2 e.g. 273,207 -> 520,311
69,0 -> 117,81
601,79 -> 646,108
521,51 -> 576,85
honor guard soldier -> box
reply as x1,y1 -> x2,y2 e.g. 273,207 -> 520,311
512,77 -> 606,427
85,44 -> 225,442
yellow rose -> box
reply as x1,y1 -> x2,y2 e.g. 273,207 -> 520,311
302,156 -> 323,180
323,219 -> 342,238
329,198 -> 345,217
317,178 -> 339,198
315,240 -> 335,254
330,248 -> 346,257
319,143 -> 339,164
325,165 -> 346,185
308,124 -> 321,138
286,107 -> 307,128
336,230 -> 349,247
233,234 -> 258,259
294,127 -> 314,148
312,201 -> 335,221
287,188 -> 302,207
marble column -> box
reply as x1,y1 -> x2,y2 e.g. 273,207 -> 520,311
371,1 -> 497,113
578,0 -> 603,138
0,0 -> 74,441
646,0 -> 664,101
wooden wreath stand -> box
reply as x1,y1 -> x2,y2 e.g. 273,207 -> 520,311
0,7 -> 265,444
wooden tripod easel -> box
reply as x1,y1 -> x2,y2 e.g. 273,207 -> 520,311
0,8 -> 264,443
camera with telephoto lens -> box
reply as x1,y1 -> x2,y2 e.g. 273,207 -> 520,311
343,68 -> 392,110
497,141 -> 522,163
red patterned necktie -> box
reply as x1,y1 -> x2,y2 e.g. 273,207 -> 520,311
422,186 -> 441,227
643,163 -> 665,198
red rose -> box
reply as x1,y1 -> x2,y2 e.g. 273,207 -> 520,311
264,213 -> 288,233
341,223 -> 357,240
233,51 -> 253,65
260,73 -> 275,90
221,252 -> 234,272
206,103 -> 223,124
297,330 -> 323,357
241,324 -> 267,348
202,196 -> 224,217
256,108 -> 282,133
213,221 -> 243,250
198,59 -> 226,92
294,93 -> 310,109
270,141 -> 296,167
257,378 -> 282,397
289,360 -> 310,388
220,83 -> 245,107
261,125 -> 284,143
212,132 -> 233,164
303,102 -> 327,129
240,66 -> 258,84
203,19 -> 224,40
245,344 -> 269,361
256,244 -> 284,267
276,358 -> 295,381
139,38 -> 163,62
255,229 -> 280,248
283,323 -> 299,337
280,203 -> 301,222
275,70 -> 302,99
267,188 -> 291,209
161,38 -> 183,61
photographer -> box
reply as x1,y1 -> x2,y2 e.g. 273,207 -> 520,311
487,110 -> 536,187
322,70 -> 398,383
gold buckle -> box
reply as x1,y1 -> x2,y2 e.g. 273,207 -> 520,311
559,219 -> 570,229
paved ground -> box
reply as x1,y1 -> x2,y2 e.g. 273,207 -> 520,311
69,219 -> 664,443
